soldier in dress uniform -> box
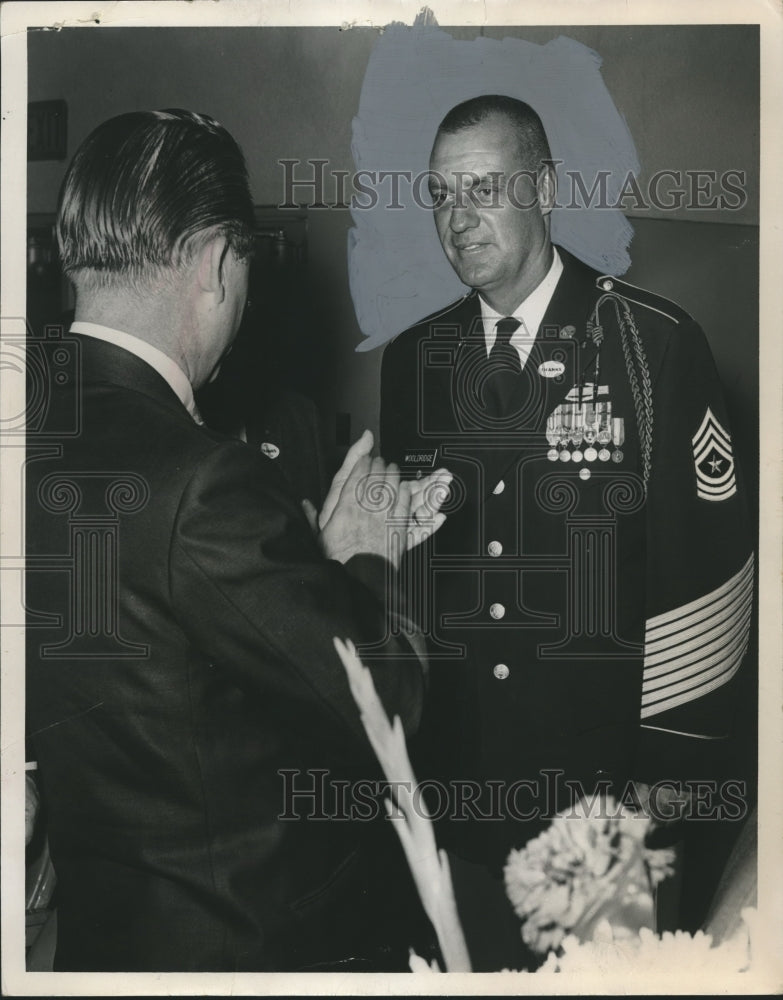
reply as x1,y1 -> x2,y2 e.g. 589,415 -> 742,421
380,95 -> 754,958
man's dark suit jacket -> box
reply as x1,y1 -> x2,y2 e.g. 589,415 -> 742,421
381,249 -> 754,867
26,333 -> 425,971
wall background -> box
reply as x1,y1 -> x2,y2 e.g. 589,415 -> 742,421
26,23 -> 759,514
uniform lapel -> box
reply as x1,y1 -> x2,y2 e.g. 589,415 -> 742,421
446,292 -> 485,433
446,252 -> 602,433
525,249 -> 601,435
422,254 -> 604,495
477,249 -> 602,495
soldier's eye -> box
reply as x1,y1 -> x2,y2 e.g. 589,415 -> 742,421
429,188 -> 451,209
471,183 -> 498,207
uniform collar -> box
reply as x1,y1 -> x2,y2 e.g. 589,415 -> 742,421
70,321 -> 202,423
479,247 -> 563,351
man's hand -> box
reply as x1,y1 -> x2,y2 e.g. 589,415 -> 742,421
406,467 -> 453,549
306,430 -> 451,568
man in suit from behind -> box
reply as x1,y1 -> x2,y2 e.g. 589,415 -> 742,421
26,109 -> 450,972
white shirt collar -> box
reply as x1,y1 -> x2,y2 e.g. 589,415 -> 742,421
70,321 -> 202,424
479,247 -> 564,366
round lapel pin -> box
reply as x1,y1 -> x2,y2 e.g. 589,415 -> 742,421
538,360 -> 565,378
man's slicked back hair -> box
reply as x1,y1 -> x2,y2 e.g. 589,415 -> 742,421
56,109 -> 255,290
436,95 -> 552,172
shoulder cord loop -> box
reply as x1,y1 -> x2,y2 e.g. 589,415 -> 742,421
590,292 -> 654,495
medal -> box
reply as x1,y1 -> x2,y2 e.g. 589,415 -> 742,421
598,448 -> 611,462
583,403 -> 597,445
572,449 -> 583,463
579,467 -> 591,481
568,403 -> 582,449
610,417 -> 625,463
559,449 -> 571,462
547,448 -> 559,462
584,447 -> 597,462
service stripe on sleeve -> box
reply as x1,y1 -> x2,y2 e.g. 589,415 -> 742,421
641,553 -> 754,719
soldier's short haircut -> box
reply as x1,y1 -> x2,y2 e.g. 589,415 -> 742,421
435,95 -> 552,172
56,109 -> 255,291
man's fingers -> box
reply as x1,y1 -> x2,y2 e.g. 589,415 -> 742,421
409,467 -> 452,497
331,431 -> 374,498
321,445 -> 448,560
407,511 -> 447,550
320,429 -> 374,527
391,474 -> 410,521
385,462 -> 404,517
344,428 -> 375,464
343,452 -> 373,494
410,469 -> 453,514
301,498 -> 319,535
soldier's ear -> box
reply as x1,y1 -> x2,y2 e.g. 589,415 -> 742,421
537,162 -> 557,216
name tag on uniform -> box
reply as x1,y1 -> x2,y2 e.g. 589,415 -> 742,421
402,448 -> 437,468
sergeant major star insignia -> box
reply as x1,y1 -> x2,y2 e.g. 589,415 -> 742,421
692,406 -> 737,501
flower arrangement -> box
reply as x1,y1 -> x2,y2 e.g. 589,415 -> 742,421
503,795 -> 675,954
409,911 -> 757,976
335,635 -> 758,979
523,911 -> 756,975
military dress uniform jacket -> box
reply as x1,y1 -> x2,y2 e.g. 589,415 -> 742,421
380,248 -> 754,858
26,334 -> 425,971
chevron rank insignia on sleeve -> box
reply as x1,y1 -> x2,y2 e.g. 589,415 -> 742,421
691,407 -> 737,501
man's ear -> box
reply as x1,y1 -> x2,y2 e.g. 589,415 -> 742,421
537,162 -> 557,216
195,233 -> 230,302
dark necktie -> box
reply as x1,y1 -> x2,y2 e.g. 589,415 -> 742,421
484,317 -> 522,420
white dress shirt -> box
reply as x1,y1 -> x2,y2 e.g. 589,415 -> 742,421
479,247 -> 563,372
70,321 -> 202,424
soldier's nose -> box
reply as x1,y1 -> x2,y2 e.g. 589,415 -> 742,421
450,204 -> 479,232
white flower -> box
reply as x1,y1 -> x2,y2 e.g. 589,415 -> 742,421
504,795 -> 673,954
520,910 -> 754,975
408,949 -> 441,973
644,845 -> 677,886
